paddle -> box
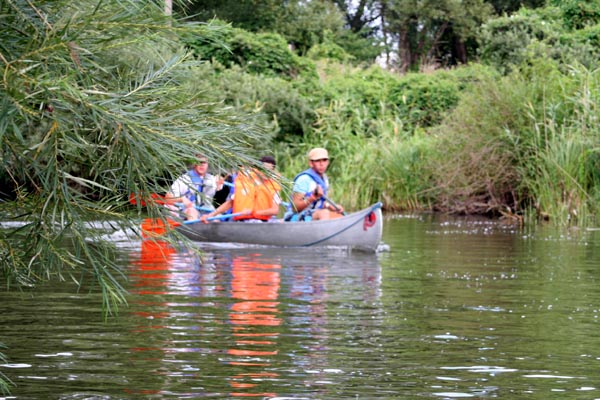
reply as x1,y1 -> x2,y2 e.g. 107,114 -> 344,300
173,203 -> 214,213
321,195 -> 346,215
130,193 -> 214,212
129,193 -> 168,206
141,212 -> 246,238
183,212 -> 247,225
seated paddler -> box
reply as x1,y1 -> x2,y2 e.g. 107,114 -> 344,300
285,147 -> 344,221
200,156 -> 281,223
164,154 -> 219,220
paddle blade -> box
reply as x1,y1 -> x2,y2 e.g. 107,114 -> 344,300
129,193 -> 147,206
130,193 -> 168,207
141,218 -> 181,238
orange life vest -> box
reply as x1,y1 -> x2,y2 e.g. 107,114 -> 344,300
232,169 -> 280,221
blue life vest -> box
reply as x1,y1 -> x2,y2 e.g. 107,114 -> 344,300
285,168 -> 328,221
186,169 -> 205,204
293,168 -> 328,209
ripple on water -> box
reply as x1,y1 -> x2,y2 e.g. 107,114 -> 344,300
440,366 -> 519,374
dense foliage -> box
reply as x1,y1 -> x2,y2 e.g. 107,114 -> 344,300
176,1 -> 600,223
0,0 -> 266,315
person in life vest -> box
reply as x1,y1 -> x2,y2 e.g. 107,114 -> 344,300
286,147 -> 344,221
200,156 -> 281,223
165,154 -> 220,220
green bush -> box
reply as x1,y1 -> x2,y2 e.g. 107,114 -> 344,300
306,38 -> 353,63
388,71 -> 461,129
185,20 -> 316,79
315,63 -> 494,134
551,0 -> 600,29
317,63 -> 399,122
478,7 -> 562,74
189,63 -> 316,141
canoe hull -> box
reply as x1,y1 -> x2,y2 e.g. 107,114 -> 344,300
176,203 -> 383,252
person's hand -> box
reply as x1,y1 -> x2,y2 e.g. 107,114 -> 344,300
312,185 -> 323,199
332,204 -> 344,214
200,214 -> 211,224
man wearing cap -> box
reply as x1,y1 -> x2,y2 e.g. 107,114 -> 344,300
287,147 -> 344,221
165,154 -> 218,220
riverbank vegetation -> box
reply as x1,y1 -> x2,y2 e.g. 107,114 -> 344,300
186,1 -> 600,225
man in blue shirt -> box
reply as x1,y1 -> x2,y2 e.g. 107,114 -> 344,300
288,147 -> 344,221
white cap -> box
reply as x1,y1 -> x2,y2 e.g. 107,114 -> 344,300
308,148 -> 329,160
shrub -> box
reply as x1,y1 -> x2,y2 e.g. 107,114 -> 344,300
190,63 -> 316,141
478,8 -> 562,74
551,0 -> 600,29
185,20 -> 316,79
306,37 -> 353,63
388,71 -> 462,130
427,71 -> 536,216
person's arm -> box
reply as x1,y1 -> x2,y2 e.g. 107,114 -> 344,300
292,191 -> 317,212
253,196 -> 280,218
291,175 -> 321,212
164,176 -> 190,204
201,199 -> 232,223
292,182 -> 324,212
164,192 -> 190,207
324,199 -> 344,214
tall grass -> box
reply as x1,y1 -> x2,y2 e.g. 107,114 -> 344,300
276,96 -> 436,211
276,58 -> 600,225
430,60 -> 600,224
524,127 -> 594,224
521,65 -> 600,224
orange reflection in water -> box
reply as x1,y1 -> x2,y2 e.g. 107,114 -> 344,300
125,239 -> 176,396
128,240 -> 177,333
228,256 -> 281,397
132,240 -> 176,296
129,243 -> 282,397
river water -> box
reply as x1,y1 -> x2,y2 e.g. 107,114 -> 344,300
2,213 -> 600,399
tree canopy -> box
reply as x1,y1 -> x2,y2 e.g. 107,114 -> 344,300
180,0 -> 548,70
0,0 -> 266,312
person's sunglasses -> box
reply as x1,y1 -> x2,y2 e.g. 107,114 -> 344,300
311,158 -> 329,162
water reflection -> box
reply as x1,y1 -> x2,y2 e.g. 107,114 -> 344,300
227,256 -> 281,397
6,214 -> 600,398
124,241 -> 384,397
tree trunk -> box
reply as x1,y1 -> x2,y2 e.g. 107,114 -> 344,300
453,36 -> 467,64
398,29 -> 411,73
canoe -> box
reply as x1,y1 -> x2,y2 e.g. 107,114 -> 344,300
176,202 -> 384,252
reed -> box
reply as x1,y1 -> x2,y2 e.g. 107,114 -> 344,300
427,70 -> 527,216
520,65 -> 600,224
427,59 -> 600,224
276,96 -> 436,211
0,344 -> 10,394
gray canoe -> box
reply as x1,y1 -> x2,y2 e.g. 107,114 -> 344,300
177,202 -> 383,252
